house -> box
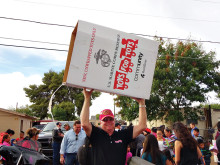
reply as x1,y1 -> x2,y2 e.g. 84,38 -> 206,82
0,108 -> 36,139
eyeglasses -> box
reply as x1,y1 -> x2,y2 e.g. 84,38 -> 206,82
102,117 -> 114,122
76,134 -> 78,141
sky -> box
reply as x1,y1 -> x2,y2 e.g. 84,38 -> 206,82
0,0 -> 220,118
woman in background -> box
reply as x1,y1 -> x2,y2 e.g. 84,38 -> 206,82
173,122 -> 205,165
22,128 -> 41,152
2,134 -> 10,146
141,134 -> 171,165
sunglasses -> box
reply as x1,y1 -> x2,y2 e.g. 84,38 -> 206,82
76,134 -> 78,141
102,117 -> 114,122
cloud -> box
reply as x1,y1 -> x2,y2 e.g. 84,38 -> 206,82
0,72 -> 42,109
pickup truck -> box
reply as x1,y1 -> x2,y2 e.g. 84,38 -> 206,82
38,121 -> 74,159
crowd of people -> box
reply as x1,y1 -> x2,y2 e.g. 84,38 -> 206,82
1,88 -> 220,165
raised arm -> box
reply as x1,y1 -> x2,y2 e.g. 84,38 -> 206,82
80,88 -> 93,137
132,98 -> 147,138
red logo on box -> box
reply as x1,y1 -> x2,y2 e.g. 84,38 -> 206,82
113,71 -> 129,90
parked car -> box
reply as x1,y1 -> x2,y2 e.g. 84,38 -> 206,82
33,124 -> 46,130
38,121 -> 74,159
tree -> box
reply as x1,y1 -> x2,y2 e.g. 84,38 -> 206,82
15,105 -> 34,117
116,39 -> 220,122
24,70 -> 101,119
52,102 -> 77,121
95,114 -> 100,120
201,104 -> 220,109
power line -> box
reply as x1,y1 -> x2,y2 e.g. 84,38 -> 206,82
134,34 -> 220,44
0,16 -> 73,28
0,36 -> 69,46
1,16 -> 220,45
0,43 -> 68,52
8,0 -> 220,23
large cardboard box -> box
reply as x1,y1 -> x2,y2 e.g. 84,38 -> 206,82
63,20 -> 159,99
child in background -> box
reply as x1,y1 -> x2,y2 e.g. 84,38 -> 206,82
198,139 -> 211,165
2,134 -> 10,146
157,128 -> 165,151
11,139 -> 17,146
125,145 -> 132,165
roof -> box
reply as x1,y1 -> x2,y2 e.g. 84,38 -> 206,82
0,107 -> 37,120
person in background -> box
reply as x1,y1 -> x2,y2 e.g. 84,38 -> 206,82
6,129 -> 15,137
197,139 -> 211,165
164,128 -> 174,139
22,128 -> 41,152
157,128 -> 165,151
64,123 -> 71,131
11,139 -> 17,146
16,131 -> 25,142
77,136 -> 93,165
135,132 -> 145,156
164,127 -> 175,156
60,120 -> 86,165
115,123 -> 121,131
0,129 -> 15,145
80,88 -> 147,165
2,134 -> 10,146
193,128 -> 204,141
173,122 -> 204,165
190,122 -> 198,137
216,121 -> 220,165
52,122 -> 64,165
125,145 -> 132,165
141,134 -> 170,165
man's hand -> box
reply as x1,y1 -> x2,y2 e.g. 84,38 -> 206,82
83,88 -> 94,99
58,132 -> 64,137
60,156 -> 65,164
132,98 -> 145,105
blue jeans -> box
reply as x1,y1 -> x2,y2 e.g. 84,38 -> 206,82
65,153 -> 79,165
53,141 -> 61,165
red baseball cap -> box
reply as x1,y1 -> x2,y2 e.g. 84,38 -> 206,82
99,109 -> 114,121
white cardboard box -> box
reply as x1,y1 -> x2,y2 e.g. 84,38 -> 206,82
63,20 -> 159,99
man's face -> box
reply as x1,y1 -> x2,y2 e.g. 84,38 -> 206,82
74,124 -> 81,134
64,125 -> 69,131
190,124 -> 195,129
101,117 -> 115,133
57,123 -> 62,129
193,130 -> 199,137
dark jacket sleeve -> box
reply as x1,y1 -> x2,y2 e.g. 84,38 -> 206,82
52,129 -> 63,142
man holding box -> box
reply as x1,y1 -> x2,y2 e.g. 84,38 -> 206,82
80,88 -> 147,165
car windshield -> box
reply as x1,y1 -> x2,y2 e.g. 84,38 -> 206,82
42,121 -> 74,132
